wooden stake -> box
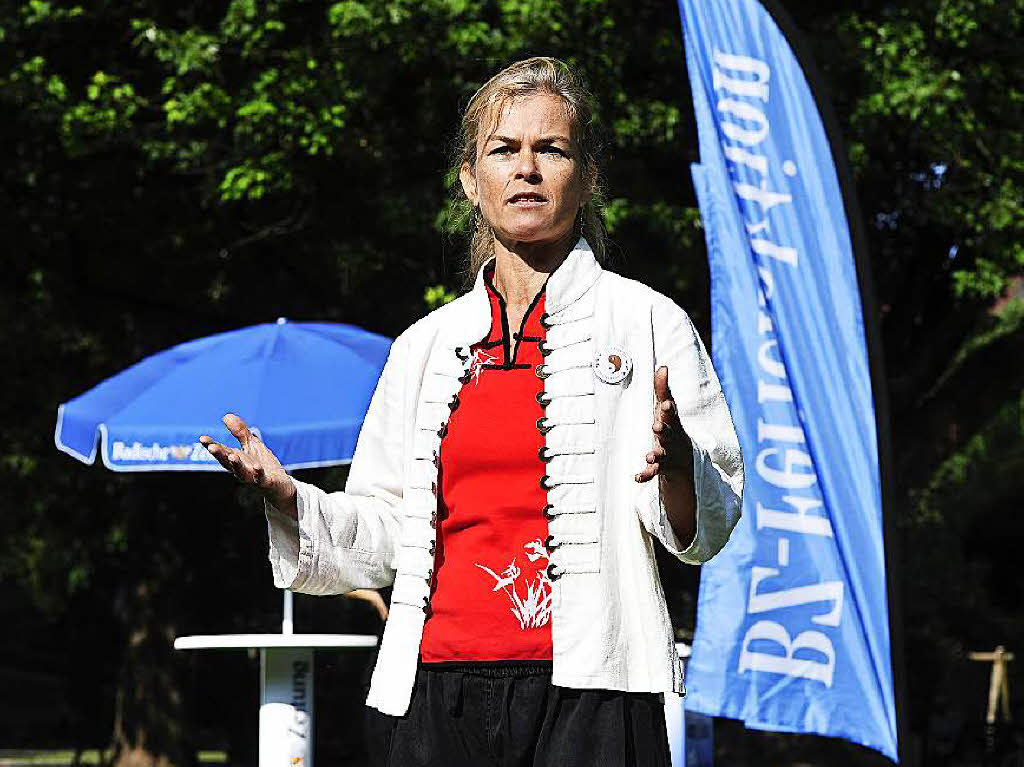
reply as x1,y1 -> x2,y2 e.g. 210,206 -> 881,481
968,646 -> 1014,724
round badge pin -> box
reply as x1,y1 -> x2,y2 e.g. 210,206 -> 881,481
593,345 -> 632,384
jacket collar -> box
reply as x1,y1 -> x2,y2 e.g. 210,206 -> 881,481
448,237 -> 602,348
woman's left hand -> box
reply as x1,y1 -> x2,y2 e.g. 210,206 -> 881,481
635,366 -> 692,483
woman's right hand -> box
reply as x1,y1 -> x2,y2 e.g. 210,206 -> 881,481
200,413 -> 298,520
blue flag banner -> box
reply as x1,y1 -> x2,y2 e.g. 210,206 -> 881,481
678,0 -> 899,760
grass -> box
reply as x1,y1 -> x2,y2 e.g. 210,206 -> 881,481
0,751 -> 228,766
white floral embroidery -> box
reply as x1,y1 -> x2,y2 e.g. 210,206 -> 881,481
467,348 -> 499,384
475,538 -> 552,629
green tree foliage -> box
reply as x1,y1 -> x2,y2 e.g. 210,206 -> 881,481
1,0 -> 1021,763
819,7 -> 1024,759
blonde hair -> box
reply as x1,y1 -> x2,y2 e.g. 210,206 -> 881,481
452,57 -> 606,278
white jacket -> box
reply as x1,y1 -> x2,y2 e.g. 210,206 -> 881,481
265,238 -> 744,716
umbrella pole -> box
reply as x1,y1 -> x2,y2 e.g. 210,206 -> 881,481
282,589 -> 294,635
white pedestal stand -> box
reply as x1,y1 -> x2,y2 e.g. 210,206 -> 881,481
664,641 -> 715,766
664,642 -> 692,766
174,591 -> 378,767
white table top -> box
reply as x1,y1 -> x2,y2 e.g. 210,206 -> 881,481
176,634 -> 685,656
174,633 -> 379,650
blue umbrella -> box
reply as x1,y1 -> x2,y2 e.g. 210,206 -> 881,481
55,318 -> 393,472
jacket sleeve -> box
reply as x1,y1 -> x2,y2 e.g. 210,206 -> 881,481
265,333 -> 407,595
635,296 -> 744,565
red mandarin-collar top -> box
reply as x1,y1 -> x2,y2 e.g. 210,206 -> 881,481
418,265 -> 553,663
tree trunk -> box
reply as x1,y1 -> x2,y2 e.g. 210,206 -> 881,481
108,578 -> 196,767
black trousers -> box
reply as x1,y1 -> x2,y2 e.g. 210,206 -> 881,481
381,662 -> 673,767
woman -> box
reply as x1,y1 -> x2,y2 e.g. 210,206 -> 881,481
201,57 -> 743,766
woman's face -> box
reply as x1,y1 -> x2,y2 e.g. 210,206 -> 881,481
460,93 -> 586,249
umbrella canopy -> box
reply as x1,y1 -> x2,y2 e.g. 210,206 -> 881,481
55,318 -> 392,472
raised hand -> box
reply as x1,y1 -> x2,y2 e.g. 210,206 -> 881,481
635,366 -> 697,545
635,366 -> 692,483
200,413 -> 297,519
